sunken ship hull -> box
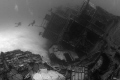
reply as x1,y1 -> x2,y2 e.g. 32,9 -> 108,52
42,0 -> 120,80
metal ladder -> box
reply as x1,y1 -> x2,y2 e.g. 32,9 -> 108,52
66,66 -> 88,80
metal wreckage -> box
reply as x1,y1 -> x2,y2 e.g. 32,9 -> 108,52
1,0 -> 120,80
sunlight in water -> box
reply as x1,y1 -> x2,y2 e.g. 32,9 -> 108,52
0,25 -> 50,63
